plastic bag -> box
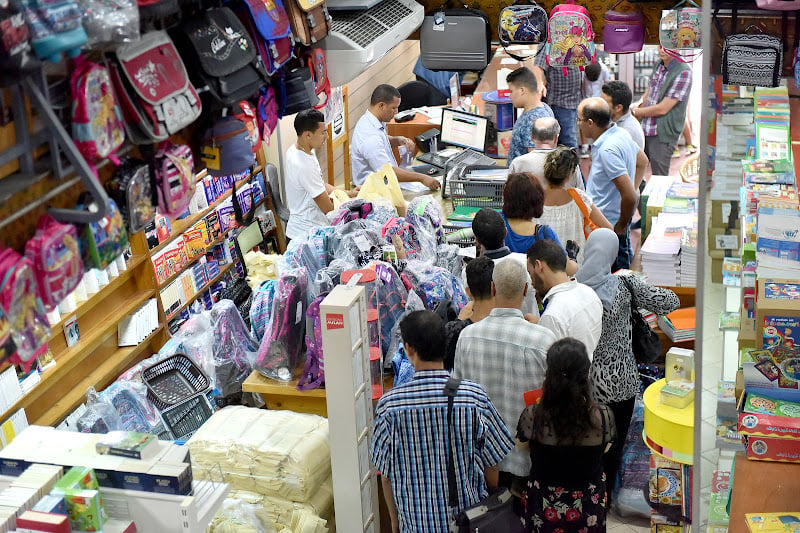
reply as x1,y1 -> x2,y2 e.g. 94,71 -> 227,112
386,289 -> 425,369
327,220 -> 384,268
401,260 -> 469,311
243,251 -> 281,289
406,195 -> 445,244
76,387 -> 122,433
313,259 -> 350,298
99,381 -> 162,434
435,243 -> 464,279
365,203 -> 398,227
254,268 -> 308,382
614,396 -> 651,519
297,294 -> 326,391
211,300 -> 262,406
208,498 -> 273,533
357,163 -> 407,215
77,0 -> 139,46
285,227 -> 332,283
329,198 -> 373,226
368,261 -> 408,358
249,280 -> 277,342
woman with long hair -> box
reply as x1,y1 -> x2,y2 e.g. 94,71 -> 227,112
575,228 -> 679,503
517,338 -> 615,533
533,147 -> 612,263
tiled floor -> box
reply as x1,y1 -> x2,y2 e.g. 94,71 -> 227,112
608,507 -> 651,533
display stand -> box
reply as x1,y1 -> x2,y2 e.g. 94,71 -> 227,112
320,285 -> 380,533
644,379 -> 694,465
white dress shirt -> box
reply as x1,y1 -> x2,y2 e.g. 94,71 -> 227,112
350,110 -> 396,186
539,279 -> 603,359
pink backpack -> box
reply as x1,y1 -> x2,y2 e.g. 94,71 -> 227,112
0,248 -> 50,371
24,215 -> 84,310
545,0 -> 596,72
755,0 -> 800,9
154,142 -> 195,218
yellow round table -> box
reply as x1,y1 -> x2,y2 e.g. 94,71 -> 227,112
642,378 -> 694,465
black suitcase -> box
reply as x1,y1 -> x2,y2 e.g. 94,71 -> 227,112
420,7 -> 491,71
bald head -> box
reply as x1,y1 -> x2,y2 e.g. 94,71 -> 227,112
578,97 -> 612,128
531,117 -> 561,146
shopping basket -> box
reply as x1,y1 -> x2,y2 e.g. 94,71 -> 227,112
159,392 -> 215,441
142,354 -> 211,410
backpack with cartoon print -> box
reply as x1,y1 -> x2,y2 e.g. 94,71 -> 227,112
544,0 -> 595,72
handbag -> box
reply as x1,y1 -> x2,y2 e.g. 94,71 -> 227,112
498,0 -> 548,46
567,188 -> 599,239
620,276 -> 661,364
603,10 -> 644,54
443,377 -> 525,533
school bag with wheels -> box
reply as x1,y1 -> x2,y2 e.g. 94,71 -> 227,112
603,10 -> 644,54
498,0 -> 547,47
0,2 -> 40,85
254,268 -> 308,382
24,214 -> 84,310
70,56 -> 126,166
172,7 -> 267,108
545,0 -> 595,71
420,5 -> 491,71
0,247 -> 50,371
109,31 -> 201,144
105,157 -> 156,234
13,0 -> 86,62
237,0 -> 294,76
153,141 -> 195,217
283,0 -> 330,46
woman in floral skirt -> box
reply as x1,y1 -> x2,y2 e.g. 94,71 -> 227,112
517,338 -> 616,533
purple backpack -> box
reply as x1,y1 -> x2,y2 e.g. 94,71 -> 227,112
603,10 -> 644,54
297,294 -> 325,391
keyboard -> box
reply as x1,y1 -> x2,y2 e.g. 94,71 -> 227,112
416,151 -> 450,168
417,148 -> 496,169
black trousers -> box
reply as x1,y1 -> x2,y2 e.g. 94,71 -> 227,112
603,395 -> 636,503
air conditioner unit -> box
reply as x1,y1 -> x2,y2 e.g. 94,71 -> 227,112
321,0 -> 424,87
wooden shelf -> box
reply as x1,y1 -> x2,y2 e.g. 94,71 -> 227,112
728,453 -> 800,533
37,325 -> 164,427
46,254 -> 148,340
148,170 -> 263,257
165,262 -> 235,321
0,288 -> 156,423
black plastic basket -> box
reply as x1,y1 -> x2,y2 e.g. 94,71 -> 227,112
160,393 -> 214,441
142,354 -> 210,410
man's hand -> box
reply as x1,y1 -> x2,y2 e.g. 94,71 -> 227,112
347,186 -> 361,198
421,174 -> 441,190
402,137 -> 417,156
613,220 -> 628,236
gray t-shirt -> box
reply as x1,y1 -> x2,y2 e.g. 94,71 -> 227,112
615,112 -> 645,151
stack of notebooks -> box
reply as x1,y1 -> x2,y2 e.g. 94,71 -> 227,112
657,307 -> 696,342
753,87 -> 791,161
680,228 -> 698,287
641,213 -> 695,286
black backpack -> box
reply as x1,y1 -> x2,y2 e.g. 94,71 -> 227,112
105,158 -> 157,234
0,5 -> 39,86
173,7 -> 268,108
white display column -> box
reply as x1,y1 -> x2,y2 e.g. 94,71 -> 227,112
320,285 -> 380,533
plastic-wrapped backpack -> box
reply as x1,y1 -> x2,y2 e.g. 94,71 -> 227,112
297,294 -> 325,391
254,268 -> 308,382
76,0 -> 139,46
401,260 -> 468,312
211,300 -> 262,406
249,280 -> 277,342
13,0 -> 87,62
77,387 -> 123,433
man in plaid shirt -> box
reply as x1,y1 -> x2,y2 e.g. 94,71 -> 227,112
631,46 -> 693,177
533,50 -> 582,149
454,258 -> 556,485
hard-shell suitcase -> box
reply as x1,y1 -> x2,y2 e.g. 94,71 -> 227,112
420,7 -> 491,71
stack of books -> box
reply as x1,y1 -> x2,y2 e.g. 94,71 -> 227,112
657,307 -> 696,342
641,213 -> 695,286
753,87 -> 791,161
680,228 -> 697,287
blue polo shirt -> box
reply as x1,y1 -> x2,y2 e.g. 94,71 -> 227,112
586,123 -> 639,226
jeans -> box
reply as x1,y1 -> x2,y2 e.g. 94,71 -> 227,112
552,105 -> 578,149
603,396 -> 636,503
613,227 -> 632,271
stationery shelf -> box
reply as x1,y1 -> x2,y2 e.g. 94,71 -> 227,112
165,262 -> 235,321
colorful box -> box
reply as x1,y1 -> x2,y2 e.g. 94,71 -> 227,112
744,434 -> 800,463
54,466 -> 99,492
53,489 -> 106,531
15,510 -> 70,533
738,392 -> 800,439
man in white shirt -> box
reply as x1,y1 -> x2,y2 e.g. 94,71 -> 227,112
508,117 -> 584,190
350,84 -> 440,190
284,109 -> 353,242
601,80 -> 645,151
526,238 -> 603,357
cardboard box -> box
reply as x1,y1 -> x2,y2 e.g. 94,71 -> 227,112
710,200 -> 741,229
743,434 -> 800,462
483,100 -> 515,131
738,391 -> 800,438
15,511 -> 70,533
711,258 -> 723,284
755,278 -> 800,352
708,227 -> 742,259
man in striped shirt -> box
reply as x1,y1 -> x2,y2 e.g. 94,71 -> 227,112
371,311 -> 514,533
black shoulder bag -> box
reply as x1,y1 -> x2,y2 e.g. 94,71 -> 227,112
444,378 -> 524,533
620,276 -> 661,364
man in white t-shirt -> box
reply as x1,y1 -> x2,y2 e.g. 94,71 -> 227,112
284,109 -> 354,242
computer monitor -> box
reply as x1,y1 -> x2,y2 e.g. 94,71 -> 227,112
439,108 -> 488,152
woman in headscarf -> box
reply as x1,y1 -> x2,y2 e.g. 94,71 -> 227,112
575,228 -> 679,504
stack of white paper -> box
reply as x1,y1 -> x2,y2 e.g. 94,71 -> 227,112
679,228 -> 697,287
641,213 -> 695,287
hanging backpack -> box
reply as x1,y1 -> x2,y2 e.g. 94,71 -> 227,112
297,294 -> 325,391
254,268 -> 308,382
0,3 -> 39,86
659,1 -> 701,50
498,0 -> 548,47
70,56 -> 126,166
173,7 -> 267,108
302,47 -> 330,110
545,0 -> 595,71
722,31 -> 782,88
232,100 -> 262,153
275,65 -> 319,116
0,248 -> 50,371
283,0 -> 330,46
109,31 -> 201,144
603,10 -> 644,54
256,85 -> 280,143
24,214 -> 84,310
81,198 -> 129,269
136,0 -> 178,24
154,142 -> 195,218
13,0 -> 86,62
76,0 -> 139,46
755,0 -> 800,10
105,157 -> 156,233
237,0 -> 294,76
200,116 -> 255,178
